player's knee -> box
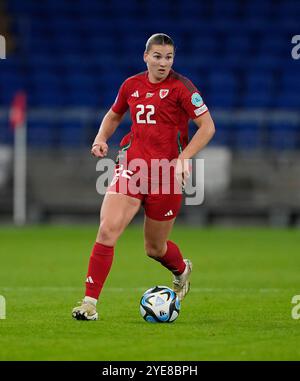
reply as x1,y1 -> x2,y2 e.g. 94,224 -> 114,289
145,242 -> 165,259
98,220 -> 122,246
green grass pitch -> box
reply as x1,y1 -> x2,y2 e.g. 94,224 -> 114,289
0,225 -> 299,361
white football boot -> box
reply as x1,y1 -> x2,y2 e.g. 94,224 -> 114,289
72,300 -> 98,321
173,259 -> 192,301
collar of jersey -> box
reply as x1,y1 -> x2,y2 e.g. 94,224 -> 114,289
145,69 -> 173,88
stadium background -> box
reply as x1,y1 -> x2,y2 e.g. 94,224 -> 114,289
0,0 -> 299,226
0,0 -> 300,362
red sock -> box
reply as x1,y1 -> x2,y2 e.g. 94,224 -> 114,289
85,242 -> 114,300
154,240 -> 186,275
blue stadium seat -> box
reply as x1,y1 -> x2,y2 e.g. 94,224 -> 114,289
281,73 -> 300,90
211,0 -> 239,18
32,91 -> 64,107
0,81 -> 27,105
246,72 -> 273,90
225,36 -> 251,56
0,120 -> 13,144
207,72 -> 238,107
59,121 -> 86,146
242,91 -> 272,108
209,72 -> 237,89
259,35 -> 286,55
208,91 -> 237,108
2,0 -> 299,150
233,122 -> 262,150
27,121 -> 55,147
268,122 -> 299,150
274,92 -> 300,109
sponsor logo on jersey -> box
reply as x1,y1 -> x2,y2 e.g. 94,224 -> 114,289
131,90 -> 139,97
159,89 -> 169,99
194,104 -> 208,116
146,92 -> 154,98
164,210 -> 173,217
191,92 -> 203,107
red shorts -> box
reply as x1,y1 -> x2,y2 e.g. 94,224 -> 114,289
107,164 -> 182,221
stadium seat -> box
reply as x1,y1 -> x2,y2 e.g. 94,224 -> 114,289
59,121 -> 86,147
27,121 -> 55,147
233,122 -> 262,150
1,0 -> 299,149
268,122 -> 300,151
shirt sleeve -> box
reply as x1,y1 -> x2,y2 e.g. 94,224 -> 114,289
111,80 -> 129,115
179,79 -> 209,119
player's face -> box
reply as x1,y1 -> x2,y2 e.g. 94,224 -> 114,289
144,44 -> 174,83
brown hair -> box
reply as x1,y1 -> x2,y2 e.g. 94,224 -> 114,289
145,33 -> 175,53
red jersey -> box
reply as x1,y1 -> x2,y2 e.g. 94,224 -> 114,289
111,69 -> 208,164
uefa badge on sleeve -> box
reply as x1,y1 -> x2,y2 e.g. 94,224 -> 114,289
191,92 -> 203,107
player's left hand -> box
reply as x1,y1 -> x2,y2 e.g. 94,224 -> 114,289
175,156 -> 190,188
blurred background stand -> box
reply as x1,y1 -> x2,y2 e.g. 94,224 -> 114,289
0,0 -> 300,227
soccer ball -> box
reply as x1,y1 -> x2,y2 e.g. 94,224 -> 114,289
139,285 -> 180,323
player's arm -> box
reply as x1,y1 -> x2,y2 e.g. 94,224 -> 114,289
92,80 -> 129,157
179,111 -> 215,160
176,111 -> 215,187
91,109 -> 125,157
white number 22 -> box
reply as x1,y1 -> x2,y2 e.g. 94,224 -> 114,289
136,104 -> 156,124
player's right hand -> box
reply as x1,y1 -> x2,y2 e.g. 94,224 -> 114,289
91,142 -> 108,158
175,156 -> 190,188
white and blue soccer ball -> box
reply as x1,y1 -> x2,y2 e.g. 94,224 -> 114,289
139,285 -> 180,323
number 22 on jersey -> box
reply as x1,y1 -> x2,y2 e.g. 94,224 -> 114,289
136,104 -> 156,124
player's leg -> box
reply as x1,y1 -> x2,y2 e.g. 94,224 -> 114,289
96,192 -> 141,246
72,192 -> 141,320
143,215 -> 192,301
86,192 -> 141,299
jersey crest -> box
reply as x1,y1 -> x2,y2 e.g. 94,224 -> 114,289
159,89 -> 169,99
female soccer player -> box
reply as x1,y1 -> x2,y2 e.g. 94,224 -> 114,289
72,33 -> 215,320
